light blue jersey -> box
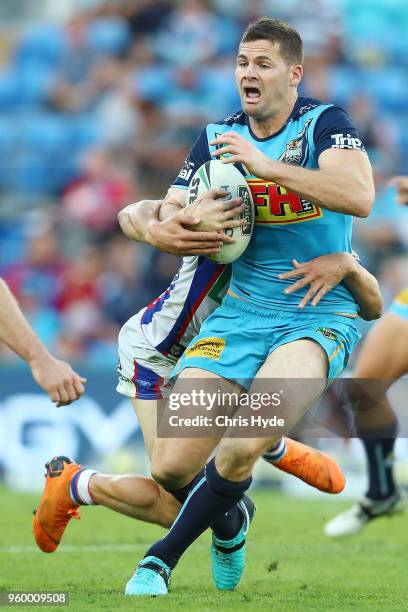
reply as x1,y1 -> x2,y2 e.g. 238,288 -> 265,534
174,96 -> 366,315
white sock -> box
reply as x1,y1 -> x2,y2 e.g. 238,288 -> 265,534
70,469 -> 98,505
263,438 -> 287,463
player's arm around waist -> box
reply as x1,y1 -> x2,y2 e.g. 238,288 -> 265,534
279,252 -> 382,319
342,256 -> 383,321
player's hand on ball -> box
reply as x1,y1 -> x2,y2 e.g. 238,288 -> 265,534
188,188 -> 246,233
147,209 -> 231,256
29,354 -> 87,407
210,132 -> 272,179
279,253 -> 357,308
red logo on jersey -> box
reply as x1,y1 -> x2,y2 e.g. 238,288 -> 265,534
247,179 -> 323,224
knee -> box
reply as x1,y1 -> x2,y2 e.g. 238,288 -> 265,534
150,458 -> 190,492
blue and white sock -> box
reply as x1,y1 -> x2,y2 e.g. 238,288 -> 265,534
263,437 -> 287,463
70,469 -> 98,505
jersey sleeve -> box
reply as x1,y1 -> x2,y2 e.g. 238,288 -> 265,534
313,106 -> 365,159
171,128 -> 211,189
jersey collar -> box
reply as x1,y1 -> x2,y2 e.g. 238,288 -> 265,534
245,95 -> 304,142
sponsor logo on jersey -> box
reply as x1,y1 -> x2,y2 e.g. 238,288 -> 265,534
316,327 -> 338,341
330,133 -> 365,151
247,179 -> 323,224
178,159 -> 195,182
185,337 -> 226,360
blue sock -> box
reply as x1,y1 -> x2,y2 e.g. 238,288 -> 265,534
363,436 -> 396,500
170,470 -> 205,503
146,458 -> 252,568
169,470 -> 243,540
171,468 -> 244,540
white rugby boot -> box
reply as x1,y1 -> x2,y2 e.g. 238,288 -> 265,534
324,491 -> 405,537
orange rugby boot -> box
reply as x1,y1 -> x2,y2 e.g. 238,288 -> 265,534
265,438 -> 346,494
33,456 -> 82,553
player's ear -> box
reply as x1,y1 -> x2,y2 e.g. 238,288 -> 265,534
290,64 -> 303,87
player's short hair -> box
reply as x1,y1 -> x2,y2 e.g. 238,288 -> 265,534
240,18 -> 303,65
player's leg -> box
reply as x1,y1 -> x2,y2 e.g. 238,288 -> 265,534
32,395 -> 181,553
33,312 -> 182,552
215,339 -> 328,481
353,311 -> 408,501
125,366 -> 251,596
325,310 -> 408,537
127,340 -> 328,596
88,397 -> 180,527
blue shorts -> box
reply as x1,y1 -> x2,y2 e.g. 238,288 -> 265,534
389,288 -> 408,321
173,294 -> 361,387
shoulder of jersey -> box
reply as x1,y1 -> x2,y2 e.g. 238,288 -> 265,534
293,96 -> 334,119
211,98 -> 331,129
186,159 -> 254,264
212,110 -> 247,127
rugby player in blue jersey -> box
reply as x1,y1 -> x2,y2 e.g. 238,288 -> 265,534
122,18 -> 377,595
325,175 -> 408,537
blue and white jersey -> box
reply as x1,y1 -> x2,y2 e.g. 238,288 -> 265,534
173,96 -> 366,315
140,256 -> 230,359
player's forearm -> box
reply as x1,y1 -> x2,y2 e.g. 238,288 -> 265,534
0,279 -> 51,363
343,260 -> 383,321
158,198 -> 184,221
266,160 -> 373,217
118,200 -> 163,243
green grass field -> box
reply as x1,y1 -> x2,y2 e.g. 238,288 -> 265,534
0,486 -> 406,611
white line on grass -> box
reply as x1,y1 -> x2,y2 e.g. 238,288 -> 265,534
0,543 -> 147,554
0,542 -> 209,554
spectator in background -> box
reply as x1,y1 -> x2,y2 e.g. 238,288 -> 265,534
123,0 -> 174,37
99,235 -> 154,326
61,147 -> 135,237
3,228 -> 66,351
153,0 -> 226,65
56,244 -> 113,363
131,100 -> 190,194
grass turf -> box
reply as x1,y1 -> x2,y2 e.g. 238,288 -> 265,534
0,486 -> 406,611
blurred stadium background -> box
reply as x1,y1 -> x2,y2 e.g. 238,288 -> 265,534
0,0 -> 408,492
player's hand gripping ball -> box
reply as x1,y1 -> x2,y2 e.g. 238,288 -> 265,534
187,160 -> 254,264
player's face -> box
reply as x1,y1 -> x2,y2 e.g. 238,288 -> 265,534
235,40 -> 302,121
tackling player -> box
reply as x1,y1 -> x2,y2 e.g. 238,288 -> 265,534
123,18 -> 377,595
325,176 -> 408,537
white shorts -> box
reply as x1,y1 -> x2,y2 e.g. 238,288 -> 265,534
116,310 -> 176,400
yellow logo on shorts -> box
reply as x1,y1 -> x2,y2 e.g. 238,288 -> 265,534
186,337 -> 226,360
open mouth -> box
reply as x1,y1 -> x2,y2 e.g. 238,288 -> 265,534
243,86 -> 261,103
